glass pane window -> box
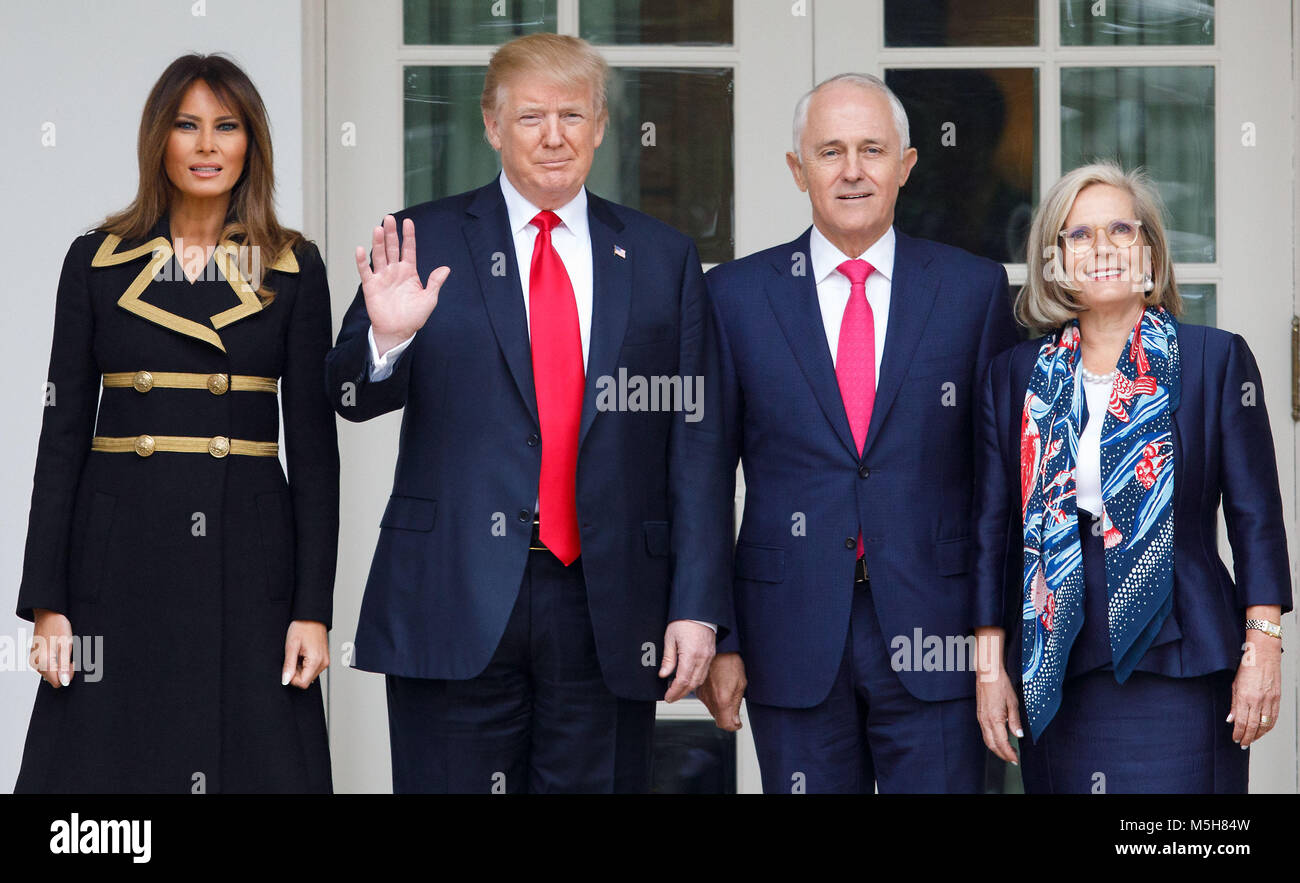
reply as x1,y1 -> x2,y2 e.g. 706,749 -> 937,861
886,68 -> 1039,264
404,66 -> 500,207
651,720 -> 736,793
1061,66 -> 1215,262
1060,0 -> 1214,46
885,0 -> 1038,47
587,67 -> 735,263
404,0 -> 556,45
581,0 -> 733,46
404,66 -> 734,263
1178,283 -> 1216,327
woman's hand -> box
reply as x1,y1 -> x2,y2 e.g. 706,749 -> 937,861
282,620 -> 330,689
975,626 -> 1022,765
1229,609 -> 1283,748
31,608 -> 74,688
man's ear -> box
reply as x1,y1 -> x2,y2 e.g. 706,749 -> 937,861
786,152 -> 808,193
593,108 -> 608,150
483,108 -> 502,151
898,146 -> 918,187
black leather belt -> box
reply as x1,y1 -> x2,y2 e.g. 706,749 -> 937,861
854,556 -> 869,585
529,519 -> 546,552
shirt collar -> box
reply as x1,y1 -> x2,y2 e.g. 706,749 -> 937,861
499,171 -> 589,241
810,224 -> 896,286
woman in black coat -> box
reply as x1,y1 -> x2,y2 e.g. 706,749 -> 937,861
15,54 -> 338,792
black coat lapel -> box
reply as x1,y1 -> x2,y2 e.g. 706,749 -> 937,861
462,183 -> 538,425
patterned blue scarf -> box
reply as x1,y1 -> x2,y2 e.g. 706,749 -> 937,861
1019,307 -> 1179,740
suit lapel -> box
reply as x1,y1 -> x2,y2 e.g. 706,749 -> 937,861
579,194 -> 633,451
96,231 -> 228,352
861,230 -> 940,459
764,231 -> 859,460
1170,324 -> 1194,513
462,183 -> 539,425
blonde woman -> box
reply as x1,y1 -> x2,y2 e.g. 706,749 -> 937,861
972,162 -> 1288,793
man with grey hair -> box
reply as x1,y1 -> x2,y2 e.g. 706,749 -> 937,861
697,73 -> 1018,792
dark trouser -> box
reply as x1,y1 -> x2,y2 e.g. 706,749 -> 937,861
746,578 -> 986,794
1019,669 -> 1246,795
384,547 -> 656,793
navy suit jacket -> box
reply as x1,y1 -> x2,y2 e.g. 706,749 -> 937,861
704,227 -> 1019,707
325,180 -> 734,701
974,324 -> 1294,681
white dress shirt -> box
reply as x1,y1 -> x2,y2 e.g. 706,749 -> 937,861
1075,373 -> 1111,516
809,224 -> 895,379
368,171 -> 593,379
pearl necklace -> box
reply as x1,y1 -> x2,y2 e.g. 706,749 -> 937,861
1079,365 -> 1117,384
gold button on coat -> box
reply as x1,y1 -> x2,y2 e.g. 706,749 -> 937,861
207,373 -> 229,395
132,370 -> 153,392
134,434 -> 155,456
208,436 -> 231,458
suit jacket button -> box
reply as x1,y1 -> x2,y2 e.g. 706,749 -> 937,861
858,464 -> 870,478
132,370 -> 153,393
845,537 -> 857,550
517,509 -> 531,523
134,434 -> 155,457
209,436 -> 231,458
527,433 -> 539,447
207,373 -> 230,395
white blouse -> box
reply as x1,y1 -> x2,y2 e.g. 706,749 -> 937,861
1075,373 -> 1112,516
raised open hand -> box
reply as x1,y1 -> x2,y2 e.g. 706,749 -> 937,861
355,215 -> 450,355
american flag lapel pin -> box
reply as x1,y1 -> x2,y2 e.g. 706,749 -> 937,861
614,245 -> 626,259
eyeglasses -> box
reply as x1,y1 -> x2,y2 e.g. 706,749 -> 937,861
1058,219 -> 1143,252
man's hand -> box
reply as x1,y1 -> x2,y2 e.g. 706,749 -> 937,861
355,215 -> 450,356
30,608 -> 74,688
659,620 -> 716,702
282,620 -> 330,689
697,652 -> 746,731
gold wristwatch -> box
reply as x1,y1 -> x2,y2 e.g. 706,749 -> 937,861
1245,618 -> 1283,640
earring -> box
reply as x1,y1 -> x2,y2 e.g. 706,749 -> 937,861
1143,273 -> 1154,292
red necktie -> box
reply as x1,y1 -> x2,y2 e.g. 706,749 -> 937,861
836,258 -> 876,559
529,211 -> 583,565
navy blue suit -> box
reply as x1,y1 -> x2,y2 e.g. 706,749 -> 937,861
326,180 -> 733,791
974,324 -> 1294,792
705,227 -> 1018,792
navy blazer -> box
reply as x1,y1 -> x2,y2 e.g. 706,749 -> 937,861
704,228 -> 1019,707
325,180 -> 734,700
974,324 -> 1294,681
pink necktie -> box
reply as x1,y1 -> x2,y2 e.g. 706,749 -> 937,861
836,259 -> 876,559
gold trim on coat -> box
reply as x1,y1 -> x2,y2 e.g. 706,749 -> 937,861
91,434 -> 279,457
91,233 -> 299,353
102,371 -> 278,395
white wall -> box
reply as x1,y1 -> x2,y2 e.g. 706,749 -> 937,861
0,0 -> 304,793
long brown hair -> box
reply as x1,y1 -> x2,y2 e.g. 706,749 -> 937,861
98,53 -> 302,301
